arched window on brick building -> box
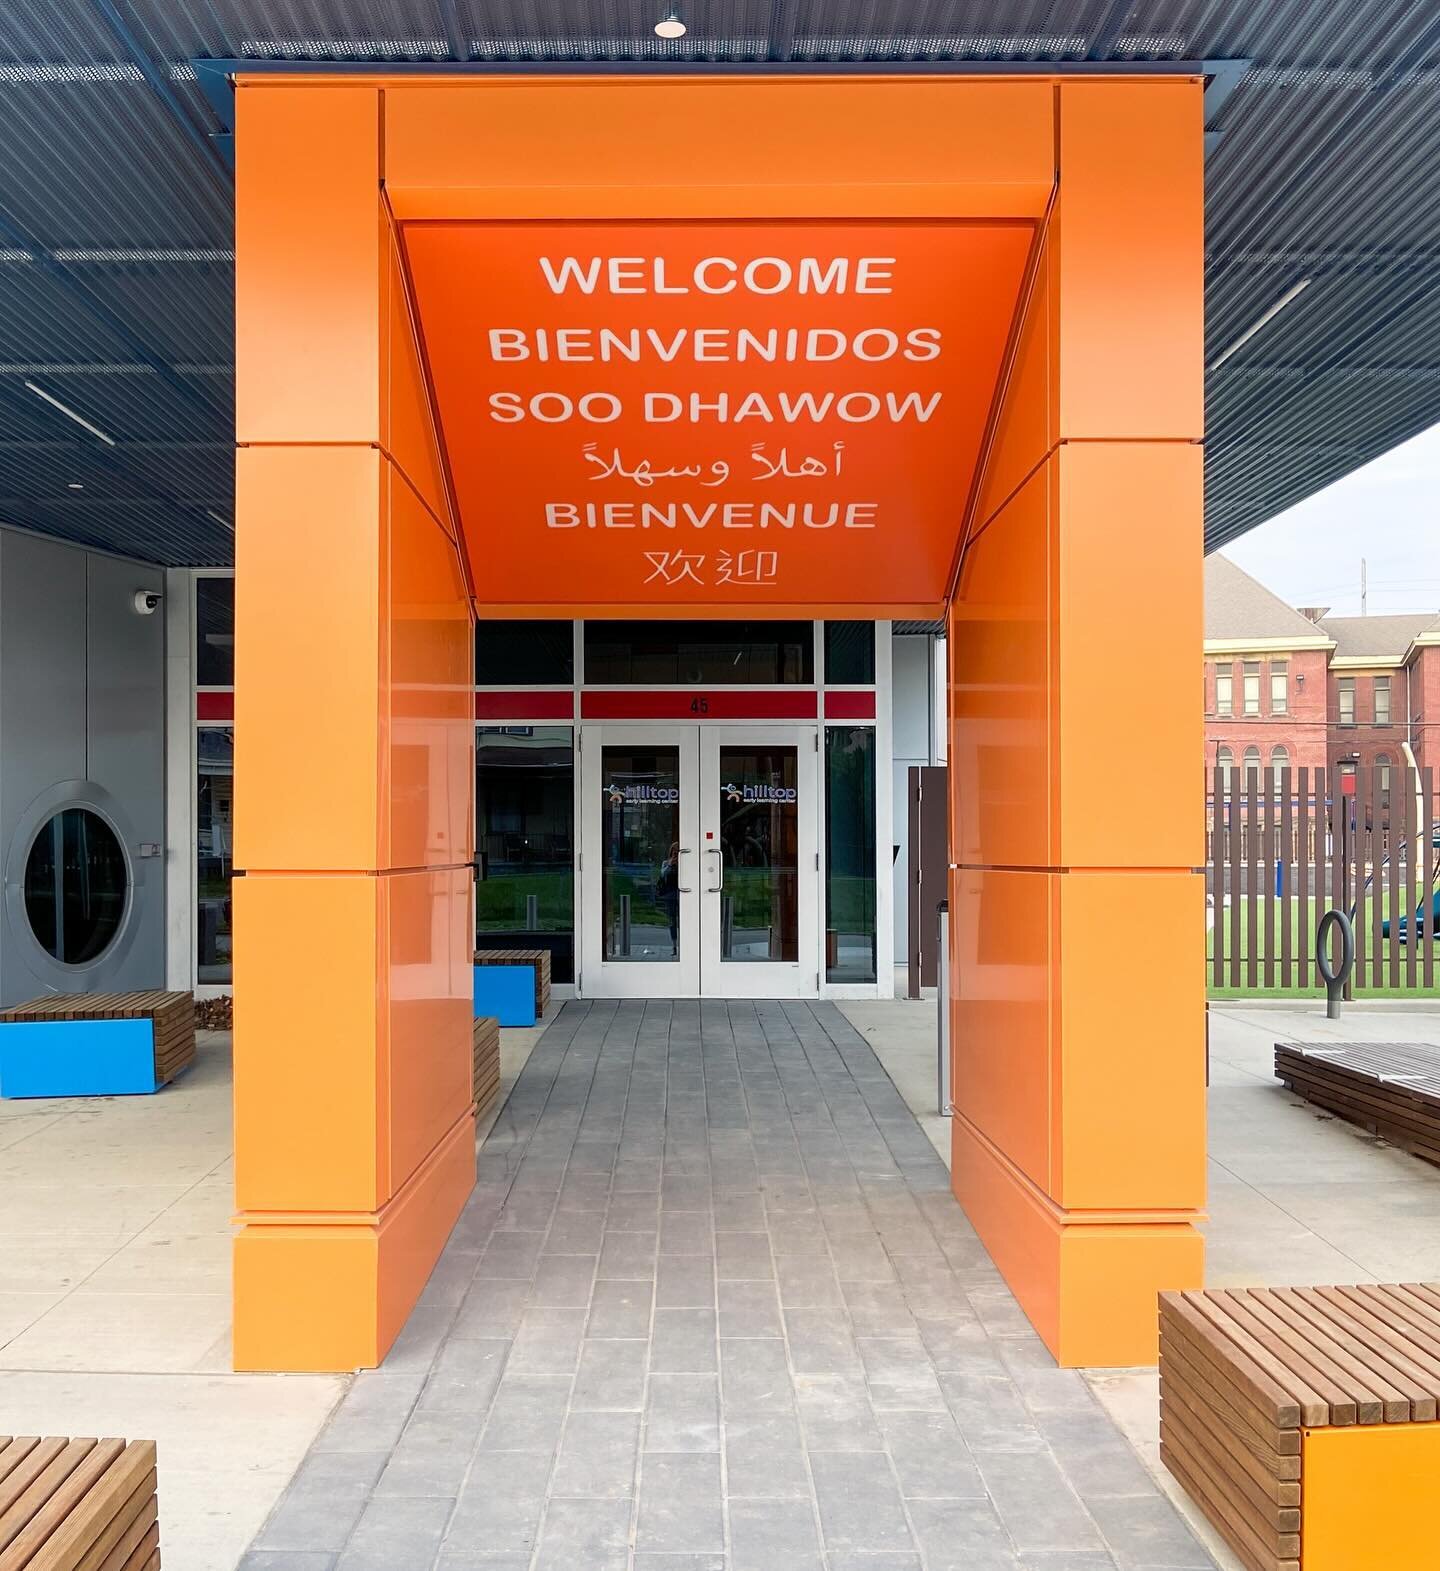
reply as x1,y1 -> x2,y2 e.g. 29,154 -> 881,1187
1271,745 -> 1289,793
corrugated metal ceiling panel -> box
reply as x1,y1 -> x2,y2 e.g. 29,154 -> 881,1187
0,1 -> 1435,565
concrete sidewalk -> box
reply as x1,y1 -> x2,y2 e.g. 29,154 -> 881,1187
1206,1001 -> 1440,1283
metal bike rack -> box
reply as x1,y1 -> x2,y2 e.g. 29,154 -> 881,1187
1315,907 -> 1355,1020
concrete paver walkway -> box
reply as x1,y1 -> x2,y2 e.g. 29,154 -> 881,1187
242,1000 -> 1216,1571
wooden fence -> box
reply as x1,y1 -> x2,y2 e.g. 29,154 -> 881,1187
1206,766 -> 1439,993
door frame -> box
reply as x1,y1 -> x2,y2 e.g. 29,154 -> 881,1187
578,720 -> 822,999
699,723 -> 819,1000
579,723 -> 701,998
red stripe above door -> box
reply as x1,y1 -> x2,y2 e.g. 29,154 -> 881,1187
475,691 -> 575,720
823,691 -> 877,720
581,690 -> 819,720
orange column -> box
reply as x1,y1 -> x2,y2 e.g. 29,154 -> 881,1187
947,80 -> 1207,1366
231,84 -> 476,1372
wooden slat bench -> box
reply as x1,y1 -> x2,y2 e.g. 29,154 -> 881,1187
473,1015 -> 500,1122
0,992 -> 195,1099
0,1436 -> 158,1569
474,949 -> 550,1017
1274,1040 -> 1440,1166
1161,1286 -> 1440,1571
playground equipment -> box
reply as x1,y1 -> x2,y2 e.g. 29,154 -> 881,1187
1375,745 -> 1440,944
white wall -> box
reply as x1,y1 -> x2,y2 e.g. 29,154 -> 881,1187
890,632 -> 939,962
164,568 -> 195,989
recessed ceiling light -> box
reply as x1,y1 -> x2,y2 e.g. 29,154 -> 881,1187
67,481 -> 84,490
655,8 -> 687,38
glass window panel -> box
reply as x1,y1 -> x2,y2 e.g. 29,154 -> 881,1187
1374,677 -> 1391,725
196,576 -> 235,687
718,745 -> 799,963
475,620 -> 574,685
25,806 -> 128,966
825,622 -> 876,684
601,746 -> 682,962
1215,667 -> 1232,716
197,726 -> 234,983
825,726 -> 877,983
476,727 -> 574,981
1338,677 -> 1355,725
1242,661 -> 1260,716
584,621 -> 813,684
1270,661 -> 1288,715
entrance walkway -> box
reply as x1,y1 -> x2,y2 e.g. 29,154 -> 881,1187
243,1001 -> 1215,1570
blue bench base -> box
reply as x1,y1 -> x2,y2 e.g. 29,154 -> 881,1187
473,965 -> 537,1028
0,1018 -> 161,1098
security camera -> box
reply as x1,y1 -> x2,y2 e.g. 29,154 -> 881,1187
132,589 -> 162,615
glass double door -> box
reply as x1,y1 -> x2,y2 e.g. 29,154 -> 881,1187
580,724 -> 818,998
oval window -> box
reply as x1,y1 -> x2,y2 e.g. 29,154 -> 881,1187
24,807 -> 128,965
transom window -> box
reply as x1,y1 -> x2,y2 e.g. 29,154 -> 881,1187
583,621 -> 815,685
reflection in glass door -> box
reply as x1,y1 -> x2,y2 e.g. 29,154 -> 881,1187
715,743 -> 799,963
580,727 -> 699,997
602,745 -> 683,963
701,727 -> 817,998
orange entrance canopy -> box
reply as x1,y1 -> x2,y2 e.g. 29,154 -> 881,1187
403,219 -> 1032,617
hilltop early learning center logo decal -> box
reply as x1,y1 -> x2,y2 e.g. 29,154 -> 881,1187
606,782 -> 680,806
723,781 -> 797,805
404,220 -> 1031,609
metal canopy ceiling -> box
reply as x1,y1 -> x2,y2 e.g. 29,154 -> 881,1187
2,3 -> 1438,568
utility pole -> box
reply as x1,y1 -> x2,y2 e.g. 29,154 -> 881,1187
1361,556 -> 1367,615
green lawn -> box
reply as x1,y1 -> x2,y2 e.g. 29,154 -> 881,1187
1208,891 -> 1440,999
476,872 -> 572,930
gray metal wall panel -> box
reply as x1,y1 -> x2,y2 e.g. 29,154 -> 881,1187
0,527 -> 167,1004
0,530 -> 88,821
87,550 -> 166,989
890,633 -> 935,959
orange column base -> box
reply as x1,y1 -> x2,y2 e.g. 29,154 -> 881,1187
233,1110 -> 476,1373
952,1112 -> 1203,1367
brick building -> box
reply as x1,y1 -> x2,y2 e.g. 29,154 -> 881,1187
1204,554 -> 1440,791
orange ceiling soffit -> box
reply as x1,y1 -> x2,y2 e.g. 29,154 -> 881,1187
379,78 -> 1055,221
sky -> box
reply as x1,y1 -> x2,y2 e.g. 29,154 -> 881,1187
1223,421 -> 1440,617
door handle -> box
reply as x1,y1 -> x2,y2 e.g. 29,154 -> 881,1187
676,846 -> 693,894
706,846 -> 725,892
